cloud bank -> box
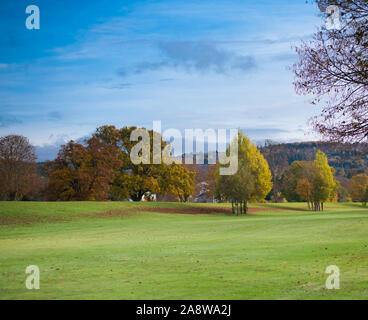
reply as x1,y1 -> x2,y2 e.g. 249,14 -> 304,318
118,41 -> 257,76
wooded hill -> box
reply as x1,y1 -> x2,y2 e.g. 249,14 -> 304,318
182,141 -> 368,180
259,141 -> 368,180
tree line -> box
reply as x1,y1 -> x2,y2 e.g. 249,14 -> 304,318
0,126 -> 195,202
1,128 -> 368,210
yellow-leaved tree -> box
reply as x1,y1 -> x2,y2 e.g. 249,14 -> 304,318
215,131 -> 272,215
288,150 -> 337,211
310,150 -> 337,211
162,164 -> 196,202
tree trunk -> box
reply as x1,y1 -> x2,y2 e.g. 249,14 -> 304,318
313,201 -> 318,211
242,201 -> 248,214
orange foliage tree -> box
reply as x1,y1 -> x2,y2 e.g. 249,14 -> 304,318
44,137 -> 122,200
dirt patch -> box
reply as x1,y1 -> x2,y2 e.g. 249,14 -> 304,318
0,216 -> 24,225
0,206 -> 267,226
141,206 -> 265,215
85,209 -> 134,217
255,205 -> 309,212
141,206 -> 231,215
0,209 -> 134,226
0,215 -> 69,226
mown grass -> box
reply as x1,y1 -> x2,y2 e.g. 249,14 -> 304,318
0,201 -> 367,300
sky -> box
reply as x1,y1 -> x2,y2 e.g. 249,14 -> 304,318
0,0 -> 324,160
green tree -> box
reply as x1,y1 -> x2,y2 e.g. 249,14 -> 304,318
350,174 -> 368,206
216,132 -> 273,214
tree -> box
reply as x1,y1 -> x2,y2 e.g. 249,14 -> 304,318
93,125 -> 196,201
44,137 -> 122,201
161,164 -> 196,202
282,150 -> 337,211
350,173 -> 368,206
93,125 -> 163,201
311,150 -> 337,210
0,135 -> 40,200
296,178 -> 313,210
282,161 -> 311,202
204,164 -> 217,201
336,179 -> 351,202
293,0 -> 368,142
215,132 -> 273,214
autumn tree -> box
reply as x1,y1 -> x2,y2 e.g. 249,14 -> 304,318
282,161 -> 311,202
282,150 -> 337,211
0,135 -> 40,200
296,178 -> 313,210
93,125 -> 196,201
161,164 -> 196,202
204,164 -> 217,201
350,173 -> 368,206
311,150 -> 337,210
293,0 -> 368,142
93,126 -> 162,201
336,179 -> 351,202
215,132 -> 273,215
44,137 -> 122,201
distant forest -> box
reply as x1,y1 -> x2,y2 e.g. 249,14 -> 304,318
259,141 -> 368,202
181,141 -> 368,178
260,141 -> 368,179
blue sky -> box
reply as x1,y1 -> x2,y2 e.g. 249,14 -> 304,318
0,0 -> 324,160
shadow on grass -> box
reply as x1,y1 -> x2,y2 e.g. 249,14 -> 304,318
255,203 -> 309,212
339,202 -> 368,209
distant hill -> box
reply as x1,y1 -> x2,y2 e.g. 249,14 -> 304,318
182,141 -> 368,179
259,141 -> 368,179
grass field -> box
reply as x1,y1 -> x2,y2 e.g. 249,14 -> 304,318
0,201 -> 367,300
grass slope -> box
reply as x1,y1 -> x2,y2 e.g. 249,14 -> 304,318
0,201 -> 367,300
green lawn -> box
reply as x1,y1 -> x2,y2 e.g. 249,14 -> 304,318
0,201 -> 367,300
